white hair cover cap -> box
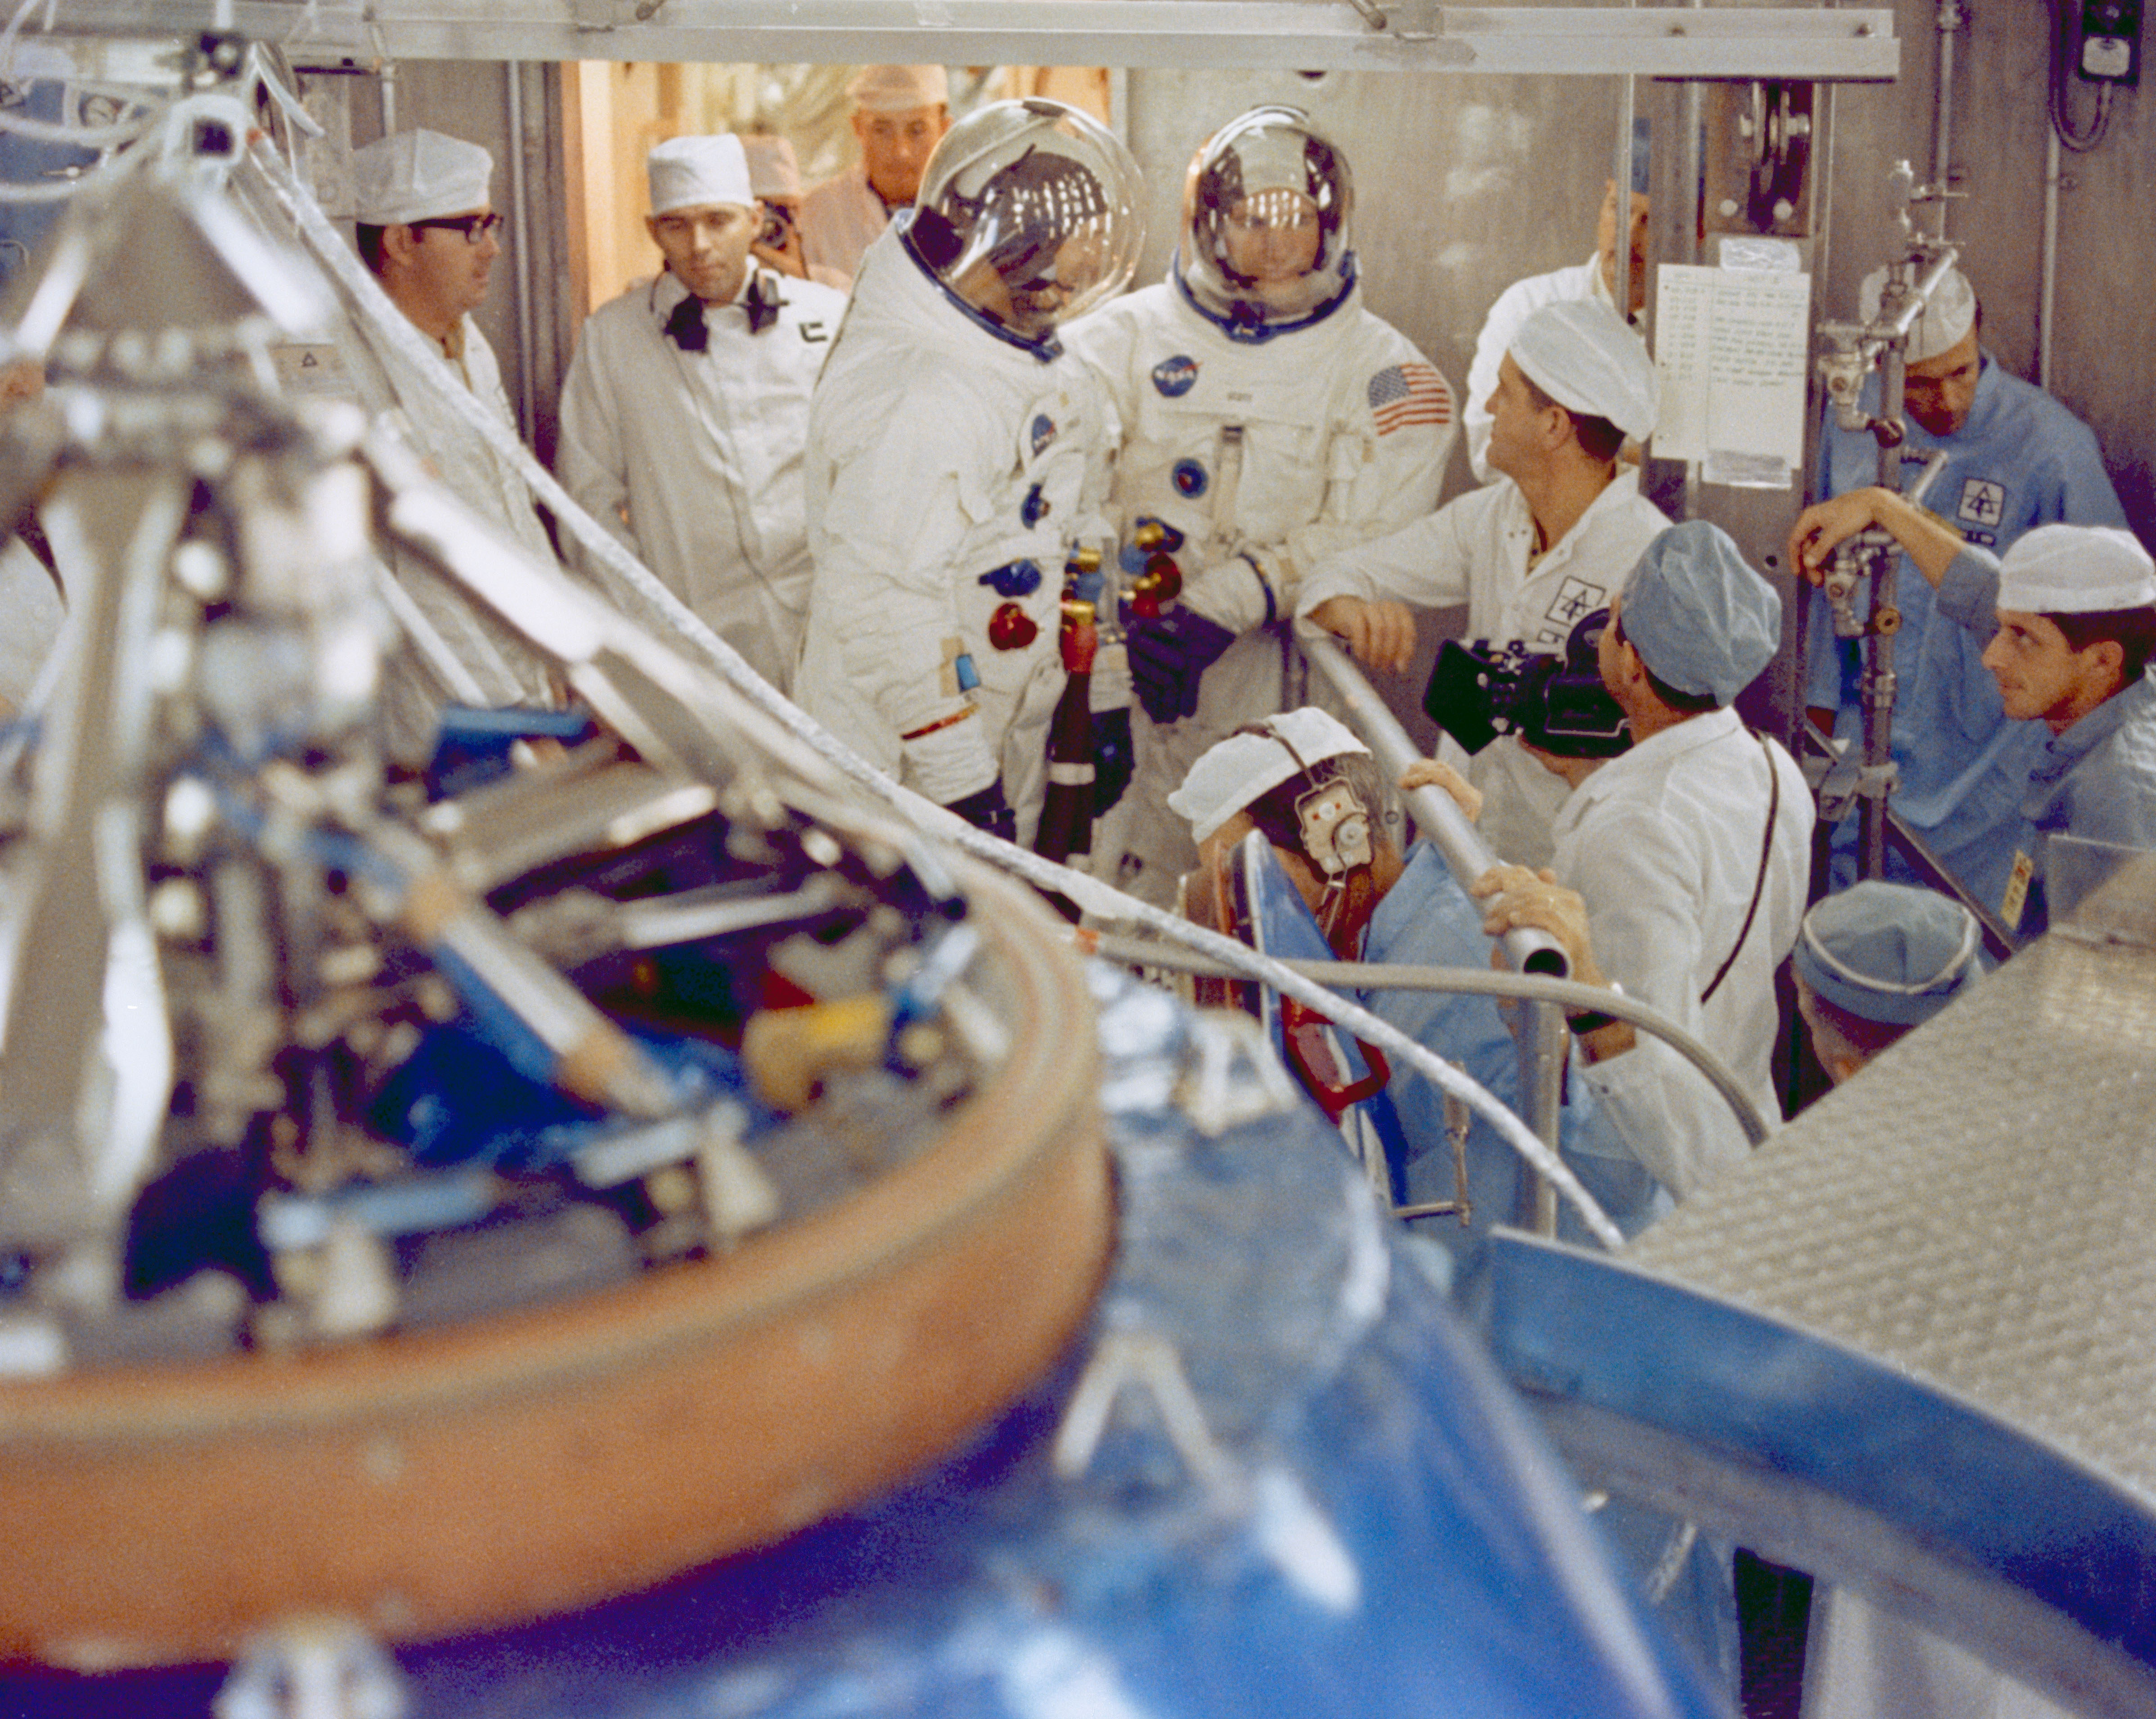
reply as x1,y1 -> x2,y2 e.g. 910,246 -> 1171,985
1508,298 -> 1659,441
648,135 -> 754,215
1168,708 -> 1370,844
848,64 -> 949,113
1858,264 -> 1977,363
353,129 -> 493,226
1995,523 -> 2156,614
741,134 -> 802,199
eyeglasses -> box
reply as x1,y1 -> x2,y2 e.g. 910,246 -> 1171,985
407,212 -> 504,246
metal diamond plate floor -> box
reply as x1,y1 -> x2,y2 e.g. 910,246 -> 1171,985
1626,903 -> 2156,1512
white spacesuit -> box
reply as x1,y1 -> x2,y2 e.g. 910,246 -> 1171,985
1068,106 -> 1454,905
796,99 -> 1143,842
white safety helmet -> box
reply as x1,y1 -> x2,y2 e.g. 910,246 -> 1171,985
1177,106 -> 1355,341
903,98 -> 1144,355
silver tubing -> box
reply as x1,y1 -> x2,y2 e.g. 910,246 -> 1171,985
1298,633 -> 1569,980
1083,936 -> 1773,1150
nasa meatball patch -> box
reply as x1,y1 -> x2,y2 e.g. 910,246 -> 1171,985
1030,414 -> 1057,457
1151,355 -> 1200,397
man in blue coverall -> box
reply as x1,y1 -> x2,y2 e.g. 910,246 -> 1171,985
1165,707 -> 1664,1270
1807,265 -> 2126,926
1793,491 -> 2156,936
1168,707 -> 1734,1692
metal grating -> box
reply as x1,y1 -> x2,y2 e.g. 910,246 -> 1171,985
1627,918 -> 2156,1512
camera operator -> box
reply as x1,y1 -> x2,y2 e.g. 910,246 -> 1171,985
1433,523 -> 1813,1201
1298,297 -> 1666,865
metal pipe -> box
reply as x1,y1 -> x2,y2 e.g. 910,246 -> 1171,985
1300,634 -> 1569,979
1881,245 -> 1962,343
1931,0 -> 1962,242
1858,350 -> 1901,878
2039,125 -> 2062,388
1520,1002 -> 1568,1235
504,61 -> 537,446
1084,936 -> 1773,1149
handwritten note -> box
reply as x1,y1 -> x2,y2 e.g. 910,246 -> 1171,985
1653,263 -> 1812,487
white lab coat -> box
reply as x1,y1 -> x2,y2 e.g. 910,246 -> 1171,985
1298,468 -> 1670,865
1066,275 -> 1453,902
557,266 -> 846,695
1462,255 -> 1614,482
337,310 -> 561,760
797,225 -> 1109,834
1549,706 -> 1811,1201
798,166 -> 888,285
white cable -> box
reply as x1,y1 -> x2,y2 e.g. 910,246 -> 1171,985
237,133 -> 1625,1251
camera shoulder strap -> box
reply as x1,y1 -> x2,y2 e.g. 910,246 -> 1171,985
1700,728 -> 1781,1009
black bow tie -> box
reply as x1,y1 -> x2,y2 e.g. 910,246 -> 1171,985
745,272 -> 781,334
664,277 -> 782,345
663,294 -> 706,351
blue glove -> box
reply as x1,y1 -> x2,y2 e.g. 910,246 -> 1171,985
1123,604 -> 1237,725
945,778 -> 1017,843
1091,706 -> 1134,815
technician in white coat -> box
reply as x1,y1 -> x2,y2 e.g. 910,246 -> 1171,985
1300,298 -> 1664,865
798,65 -> 953,285
1469,522 -> 1813,1201
797,99 -> 1143,842
346,128 -> 560,760
1068,105 -> 1453,905
557,135 -> 847,694
1461,170 -> 1649,482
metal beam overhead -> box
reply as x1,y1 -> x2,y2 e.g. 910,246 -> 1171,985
60,0 -> 1897,79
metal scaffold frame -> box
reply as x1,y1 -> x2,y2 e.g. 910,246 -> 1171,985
43,0 -> 1896,78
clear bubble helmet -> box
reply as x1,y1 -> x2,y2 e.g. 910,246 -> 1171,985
1177,105 -> 1356,339
902,98 -> 1145,353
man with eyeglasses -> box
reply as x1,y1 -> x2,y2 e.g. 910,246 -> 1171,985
558,135 -> 846,694
345,128 -> 559,760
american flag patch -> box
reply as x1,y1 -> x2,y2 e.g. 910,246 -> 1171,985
1366,362 -> 1452,436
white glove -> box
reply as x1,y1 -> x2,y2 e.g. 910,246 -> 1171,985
1181,553 -> 1278,634
1089,638 -> 1132,713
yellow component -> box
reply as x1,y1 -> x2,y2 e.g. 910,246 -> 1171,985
1066,544 -> 1102,575
741,994 -> 895,1114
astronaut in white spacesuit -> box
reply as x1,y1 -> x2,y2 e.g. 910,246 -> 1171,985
1067,105 -> 1454,906
796,99 -> 1144,842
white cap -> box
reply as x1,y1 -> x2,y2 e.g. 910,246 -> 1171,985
848,64 -> 949,113
741,135 -> 802,200
1509,298 -> 1658,441
1167,709 -> 1369,844
1859,264 -> 1977,363
353,129 -> 492,226
1996,524 -> 2156,614
648,135 -> 754,215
